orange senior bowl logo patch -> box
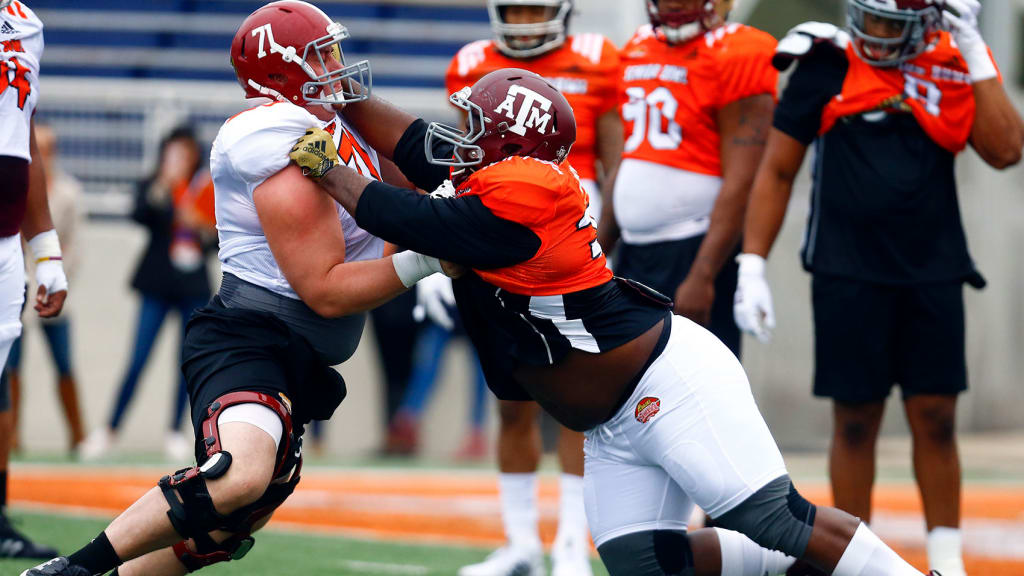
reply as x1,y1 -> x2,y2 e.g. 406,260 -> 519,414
635,397 -> 660,424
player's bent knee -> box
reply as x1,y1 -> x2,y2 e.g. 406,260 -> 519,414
159,392 -> 302,572
713,475 -> 816,558
597,530 -> 695,576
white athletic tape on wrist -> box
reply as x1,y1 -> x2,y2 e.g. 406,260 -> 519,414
27,228 -> 62,263
736,253 -> 766,277
392,251 -> 444,288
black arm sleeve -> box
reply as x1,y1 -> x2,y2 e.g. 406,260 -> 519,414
392,119 -> 452,192
356,180 -> 541,270
773,46 -> 849,145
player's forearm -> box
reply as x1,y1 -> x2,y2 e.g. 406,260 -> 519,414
21,130 -> 53,240
595,110 -> 623,251
742,166 -> 794,259
311,257 -> 409,318
596,164 -> 620,251
970,79 -> 1024,169
336,94 -> 418,162
318,165 -> 372,216
689,187 -> 747,282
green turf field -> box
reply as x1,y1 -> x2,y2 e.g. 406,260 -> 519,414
1,510 -> 610,576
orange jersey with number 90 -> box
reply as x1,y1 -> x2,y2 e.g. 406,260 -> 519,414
618,23 -> 777,177
446,35 -> 620,181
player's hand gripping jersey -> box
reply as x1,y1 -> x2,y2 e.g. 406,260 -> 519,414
773,27 -> 996,284
615,23 -> 776,244
446,35 -> 619,182
211,101 -> 384,300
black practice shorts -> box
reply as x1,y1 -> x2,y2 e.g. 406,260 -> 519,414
182,297 -> 346,459
615,235 -> 740,357
812,274 -> 967,404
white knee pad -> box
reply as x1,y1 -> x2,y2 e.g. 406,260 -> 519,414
218,404 -> 284,450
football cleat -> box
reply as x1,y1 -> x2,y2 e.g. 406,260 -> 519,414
0,514 -> 58,559
458,545 -> 545,576
19,557 -> 91,576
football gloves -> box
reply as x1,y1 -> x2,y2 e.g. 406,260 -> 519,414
413,273 -> 456,330
942,0 -> 996,82
733,253 -> 775,344
290,127 -> 338,180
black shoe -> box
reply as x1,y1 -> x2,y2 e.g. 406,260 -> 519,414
19,557 -> 91,576
0,513 -> 59,558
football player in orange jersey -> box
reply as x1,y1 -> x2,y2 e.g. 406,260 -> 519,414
292,67 -> 934,576
598,0 -> 776,362
735,1 -> 1024,575
440,2 -> 622,574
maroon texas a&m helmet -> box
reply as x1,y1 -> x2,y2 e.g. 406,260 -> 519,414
229,0 -> 371,105
425,68 -> 576,185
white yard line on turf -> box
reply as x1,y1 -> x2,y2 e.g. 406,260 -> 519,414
335,560 -> 429,575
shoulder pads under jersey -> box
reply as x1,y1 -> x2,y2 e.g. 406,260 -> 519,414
773,22 -> 850,72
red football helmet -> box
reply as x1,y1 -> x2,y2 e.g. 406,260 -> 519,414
647,0 -> 733,44
426,68 -> 577,185
230,0 -> 371,105
848,0 -> 943,67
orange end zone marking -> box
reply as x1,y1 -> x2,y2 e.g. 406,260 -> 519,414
10,467 -> 1024,574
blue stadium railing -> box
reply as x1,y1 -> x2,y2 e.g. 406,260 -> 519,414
30,0 -> 490,88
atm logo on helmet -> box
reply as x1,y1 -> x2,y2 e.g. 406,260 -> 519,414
494,84 -> 553,136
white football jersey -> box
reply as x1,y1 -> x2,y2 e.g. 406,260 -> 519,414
210,100 -> 385,300
0,0 -> 43,162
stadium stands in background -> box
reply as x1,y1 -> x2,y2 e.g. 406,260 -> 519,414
29,0 -> 488,215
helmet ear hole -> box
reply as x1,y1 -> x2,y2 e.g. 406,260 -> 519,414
268,73 -> 288,85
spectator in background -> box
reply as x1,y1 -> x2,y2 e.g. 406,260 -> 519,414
78,125 -> 217,462
387,274 -> 490,460
3,122 -> 86,454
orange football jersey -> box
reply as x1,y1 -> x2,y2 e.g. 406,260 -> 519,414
446,35 -> 620,181
821,31 -> 996,154
618,23 -> 777,177
456,156 -> 612,296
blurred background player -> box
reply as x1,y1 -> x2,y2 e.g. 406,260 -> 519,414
735,0 -> 1024,575
443,1 -> 621,574
78,125 -> 217,463
598,0 -> 777,359
0,0 -> 68,559
3,121 -> 85,455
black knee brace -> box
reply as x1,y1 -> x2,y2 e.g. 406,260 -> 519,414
597,530 -> 695,576
158,391 -> 302,572
713,475 -> 816,558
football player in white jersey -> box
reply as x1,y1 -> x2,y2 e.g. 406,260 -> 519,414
21,2 -> 454,575
0,0 -> 67,560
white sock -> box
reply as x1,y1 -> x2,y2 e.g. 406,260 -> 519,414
715,528 -> 796,576
834,523 -> 925,576
554,474 -> 589,555
499,473 -> 541,551
927,527 -> 966,576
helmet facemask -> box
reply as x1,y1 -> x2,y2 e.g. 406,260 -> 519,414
0,0 -> 12,9
489,0 -> 572,58
848,0 -> 940,67
298,22 -> 371,105
647,0 -> 723,44
425,88 -> 490,170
